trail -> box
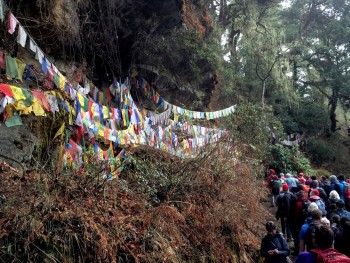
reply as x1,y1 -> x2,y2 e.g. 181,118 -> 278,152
261,194 -> 297,262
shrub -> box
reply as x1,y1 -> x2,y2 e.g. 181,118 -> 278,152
269,144 -> 311,174
306,139 -> 335,165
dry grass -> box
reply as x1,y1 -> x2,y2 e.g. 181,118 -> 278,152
0,138 -> 271,262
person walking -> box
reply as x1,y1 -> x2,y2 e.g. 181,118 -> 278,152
261,221 -> 291,263
295,224 -> 350,262
276,184 -> 295,242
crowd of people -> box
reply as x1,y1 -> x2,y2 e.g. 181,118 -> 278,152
261,169 -> 350,263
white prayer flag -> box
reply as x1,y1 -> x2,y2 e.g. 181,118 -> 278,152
29,38 -> 37,52
17,25 -> 27,47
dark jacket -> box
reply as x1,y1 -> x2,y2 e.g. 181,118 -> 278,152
276,192 -> 296,219
261,233 -> 290,263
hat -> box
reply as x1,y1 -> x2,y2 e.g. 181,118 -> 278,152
280,173 -> 285,177
269,169 -> 276,175
298,172 -> 304,177
310,189 -> 320,200
266,221 -> 277,231
329,175 -> 337,182
308,202 -> 319,212
336,199 -> 345,208
298,177 -> 306,184
282,184 -> 289,191
273,175 -> 278,180
312,189 -> 320,196
285,173 -> 292,178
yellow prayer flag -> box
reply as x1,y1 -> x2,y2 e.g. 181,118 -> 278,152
16,60 -> 26,82
53,122 -> 65,139
32,98 -> 46,116
131,68 -> 138,78
58,73 -> 66,90
10,86 -> 26,101
174,112 -> 179,122
13,100 -> 28,111
98,125 -> 104,137
5,105 -> 14,118
68,112 -> 73,125
77,93 -> 85,109
99,92 -> 104,104
102,105 -> 109,119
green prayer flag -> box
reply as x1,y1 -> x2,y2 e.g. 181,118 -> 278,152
21,88 -> 34,107
6,55 -> 19,79
54,72 -> 59,87
82,137 -> 86,152
5,115 -> 23,127
83,97 -> 88,111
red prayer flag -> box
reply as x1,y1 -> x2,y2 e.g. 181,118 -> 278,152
30,90 -> 51,111
0,84 -> 14,97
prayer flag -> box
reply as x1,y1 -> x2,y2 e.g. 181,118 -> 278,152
5,115 -> 23,127
17,25 -> 27,47
29,38 -> 37,52
16,59 -> 26,81
5,55 -> 19,79
53,122 -> 65,139
0,84 -> 14,97
7,12 -> 17,34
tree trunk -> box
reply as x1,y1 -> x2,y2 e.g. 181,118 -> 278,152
262,79 -> 266,108
329,87 -> 338,132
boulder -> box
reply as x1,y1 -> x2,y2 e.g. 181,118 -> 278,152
0,122 -> 38,172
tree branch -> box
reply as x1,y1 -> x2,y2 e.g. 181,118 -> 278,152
300,80 -> 331,99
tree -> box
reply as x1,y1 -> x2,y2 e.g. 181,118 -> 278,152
284,0 -> 350,132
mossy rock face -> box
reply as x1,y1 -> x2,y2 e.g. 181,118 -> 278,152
0,122 -> 38,171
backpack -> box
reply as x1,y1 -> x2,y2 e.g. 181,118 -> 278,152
345,183 -> 350,201
295,199 -> 310,219
302,184 -> 310,195
338,182 -> 347,200
322,181 -> 331,196
305,222 -> 319,250
272,179 -> 282,195
310,248 -> 350,263
315,200 -> 327,216
276,193 -> 294,218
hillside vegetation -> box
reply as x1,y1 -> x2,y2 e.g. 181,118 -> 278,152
0,0 -> 350,262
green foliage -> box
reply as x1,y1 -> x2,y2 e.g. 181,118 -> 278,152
226,103 -> 284,162
306,139 -> 335,165
281,0 -> 350,132
122,152 -> 180,205
269,144 -> 311,174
